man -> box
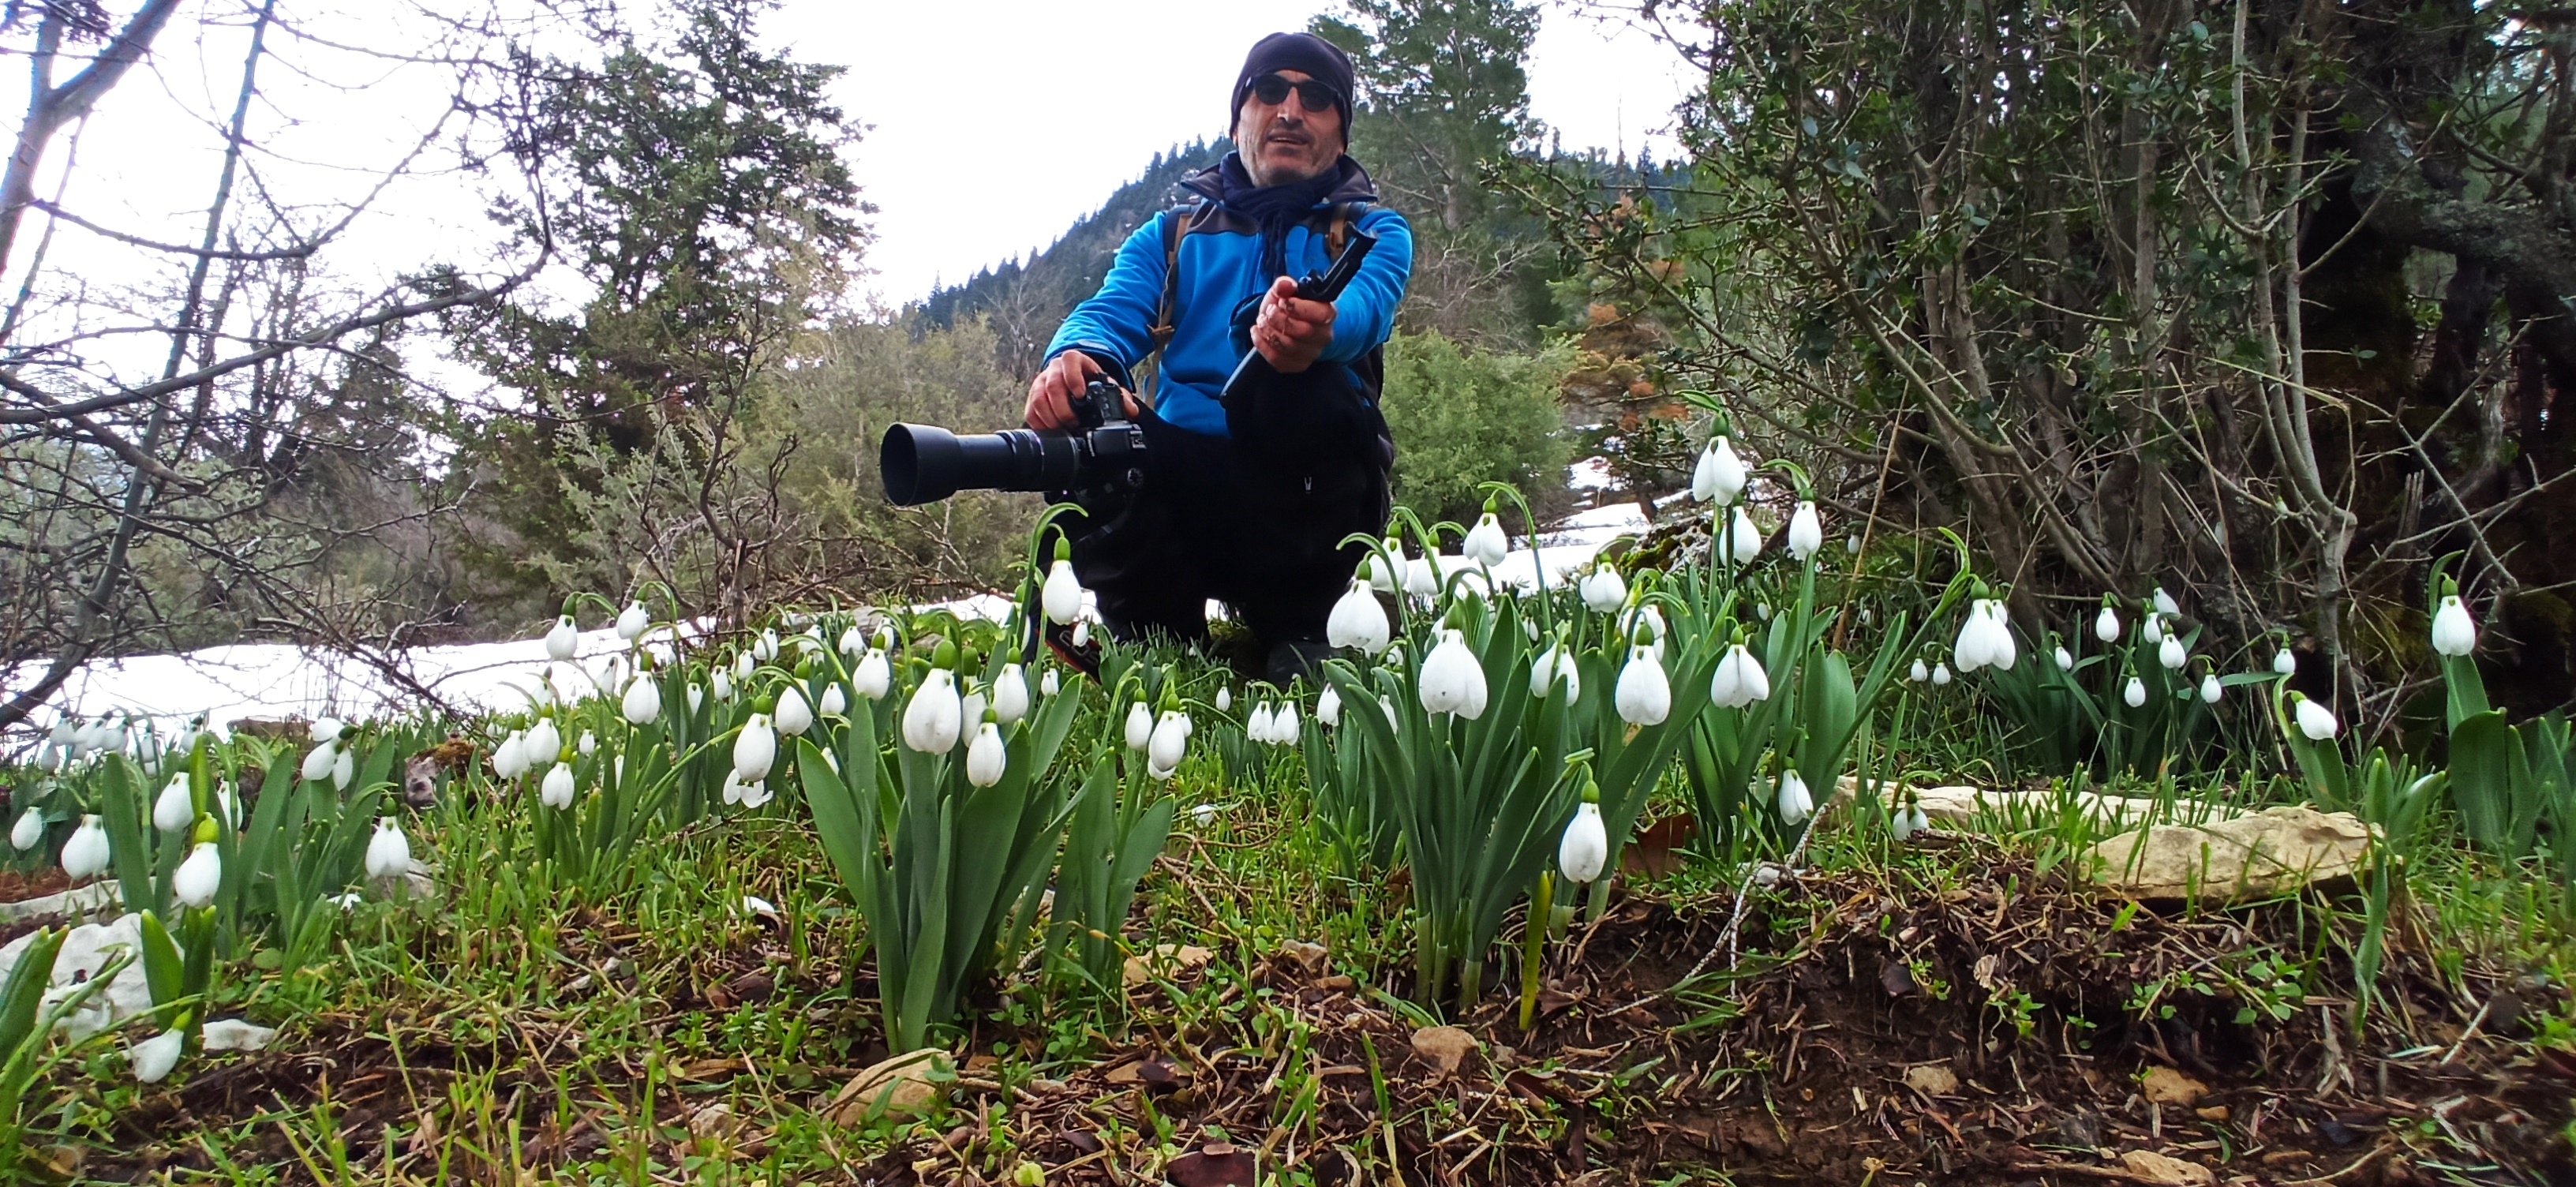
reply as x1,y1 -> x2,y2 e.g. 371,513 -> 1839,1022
1028,32 -> 1413,682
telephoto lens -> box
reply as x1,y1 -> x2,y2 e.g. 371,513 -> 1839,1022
879,425 -> 1080,506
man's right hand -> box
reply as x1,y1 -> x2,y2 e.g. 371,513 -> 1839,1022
1026,352 -> 1140,430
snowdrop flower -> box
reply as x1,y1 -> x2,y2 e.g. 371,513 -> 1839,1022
1148,710 -> 1191,771
1248,702 -> 1275,743
2293,694 -> 2338,740
2157,633 -> 2187,671
774,685 -> 814,736
1786,501 -> 1823,560
1892,799 -> 1931,841
578,730 -> 597,758
9,807 -> 39,852
966,722 -> 1008,788
541,761 -> 576,809
616,601 -> 650,642
1039,667 -> 1061,697
1404,554 -> 1440,600
1463,511 -> 1509,567
1191,803 -> 1220,827
331,747 -> 354,791
1579,567 -> 1627,613
1272,698 -> 1300,740
2123,676 -> 2147,707
1908,658 -> 1929,683
131,1028 -> 185,1084
623,676 -> 661,725
2199,672 -> 2223,704
1125,701 -> 1153,751
61,816 -> 108,880
1071,620 -> 1091,649
1558,802 -> 1608,882
2054,645 -> 2076,672
365,817 -> 410,880
545,615 -> 578,662
753,630 -> 780,663
1311,685 -> 1342,728
1363,538 -> 1401,592
1042,557 -> 1084,625
2153,587 -> 2179,616
993,665 -> 1031,725
2272,648 -> 2297,676
301,741 -> 339,784
1848,533 -> 1863,555
1722,505 -> 1763,566
721,769 -> 773,810
2141,614 -> 2164,646
526,718 -> 561,766
1525,643 -> 1566,700
1694,436 -> 1748,505
811,681 -> 846,717
489,733 -> 526,781
174,841 -> 222,908
838,626 -> 866,657
687,685 -> 705,713
2432,595 -> 2477,658
309,717 -> 343,743
1214,686 -> 1233,713
1419,630 -> 1488,719
900,672 -> 962,755
1712,643 -> 1773,708
734,713 -> 778,781
1615,644 -> 1672,726
1930,662 -> 1952,686
1327,580 -> 1391,653
855,649 -> 892,699
1620,603 -> 1668,663
1776,770 -> 1814,826
154,774 -> 193,833
2095,603 -> 2121,643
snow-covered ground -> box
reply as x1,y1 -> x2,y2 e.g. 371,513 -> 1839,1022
9,505 -> 1656,738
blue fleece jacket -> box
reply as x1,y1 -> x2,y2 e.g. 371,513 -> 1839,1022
1045,158 -> 1413,438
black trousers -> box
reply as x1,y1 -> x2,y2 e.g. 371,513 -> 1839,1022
1061,362 -> 1392,652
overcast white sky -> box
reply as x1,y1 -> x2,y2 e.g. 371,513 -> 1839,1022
779,0 -> 1699,305
2,0 -> 1698,361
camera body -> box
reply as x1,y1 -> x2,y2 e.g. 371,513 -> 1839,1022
877,375 -> 1148,507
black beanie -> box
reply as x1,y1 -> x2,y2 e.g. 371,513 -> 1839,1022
1230,32 -> 1355,136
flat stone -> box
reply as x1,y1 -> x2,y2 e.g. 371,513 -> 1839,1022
1902,1063 -> 1960,1095
0,882 -> 118,923
1830,776 -> 2248,831
2086,807 -> 2372,903
1121,943 -> 1215,989
1410,1025 -> 1477,1077
2141,1065 -> 2206,1106
2117,1149 -> 2215,1185
826,1048 -> 950,1123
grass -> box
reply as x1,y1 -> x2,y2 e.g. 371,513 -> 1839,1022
6,601 -> 2574,1183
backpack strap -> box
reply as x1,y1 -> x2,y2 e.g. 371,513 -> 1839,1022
1148,201 -> 1202,354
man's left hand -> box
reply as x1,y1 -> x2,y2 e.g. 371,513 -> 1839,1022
1252,275 -> 1334,373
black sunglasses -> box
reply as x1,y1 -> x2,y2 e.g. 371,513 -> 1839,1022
1251,73 -> 1339,113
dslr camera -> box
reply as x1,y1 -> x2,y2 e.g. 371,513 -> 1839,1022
878,376 -> 1147,507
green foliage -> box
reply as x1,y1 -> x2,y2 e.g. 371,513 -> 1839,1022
1376,331 -> 1571,527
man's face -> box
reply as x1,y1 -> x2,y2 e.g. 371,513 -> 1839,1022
1234,69 -> 1344,186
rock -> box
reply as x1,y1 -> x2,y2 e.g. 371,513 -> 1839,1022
199,1019 -> 277,1053
687,1102 -> 743,1143
1830,775 -> 2249,832
2117,1149 -> 2215,1185
0,912 -> 160,1032
1121,943 -> 1214,988
826,1048 -> 950,1123
2087,807 -> 2373,902
1902,1063 -> 1960,1095
1275,940 -> 1330,977
1410,1025 -> 1478,1077
0,882 -> 118,923
2140,1065 -> 2206,1106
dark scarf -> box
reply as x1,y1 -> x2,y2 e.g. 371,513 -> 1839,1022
1215,153 -> 1355,282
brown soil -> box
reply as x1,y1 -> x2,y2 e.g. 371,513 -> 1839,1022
0,866 -> 73,904
73,840 -> 2575,1185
